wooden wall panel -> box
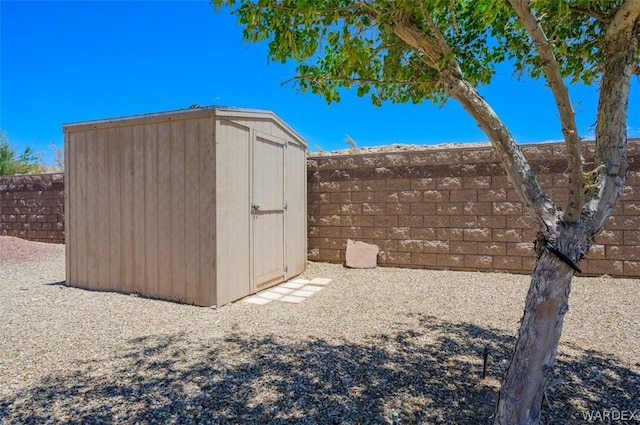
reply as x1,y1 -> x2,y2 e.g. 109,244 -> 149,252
198,117 -> 215,306
170,120 -> 186,302
85,129 -> 100,288
156,121 -> 172,300
76,131 -> 89,287
64,131 -> 71,284
65,132 -> 73,284
132,125 -> 146,295
286,142 -> 308,278
228,117 -> 306,150
215,119 -> 251,306
143,123 -> 159,298
69,132 -> 81,285
184,118 -> 200,305
108,128 -> 123,292
120,126 -> 134,294
94,129 -> 110,290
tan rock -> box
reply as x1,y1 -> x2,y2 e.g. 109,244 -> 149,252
345,239 -> 379,269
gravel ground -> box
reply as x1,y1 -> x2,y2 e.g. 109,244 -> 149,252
0,237 -> 64,264
1,237 -> 638,424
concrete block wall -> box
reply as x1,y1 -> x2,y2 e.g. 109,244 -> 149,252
2,140 -> 640,278
307,140 -> 640,278
0,173 -> 65,243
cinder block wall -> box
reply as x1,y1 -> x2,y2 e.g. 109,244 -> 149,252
307,140 -> 640,278
0,173 -> 65,243
2,140 -> 640,277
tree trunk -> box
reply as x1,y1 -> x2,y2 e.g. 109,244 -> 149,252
493,3 -> 639,423
388,5 -> 639,425
494,224 -> 591,424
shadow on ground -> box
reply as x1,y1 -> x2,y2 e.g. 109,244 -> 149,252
1,314 -> 637,424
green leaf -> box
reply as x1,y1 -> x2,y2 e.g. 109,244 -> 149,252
213,0 -> 623,104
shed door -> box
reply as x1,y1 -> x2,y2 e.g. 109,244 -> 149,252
251,131 -> 287,291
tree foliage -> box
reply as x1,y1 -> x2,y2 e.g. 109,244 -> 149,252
213,0 -> 630,105
0,131 -> 43,176
212,0 -> 639,230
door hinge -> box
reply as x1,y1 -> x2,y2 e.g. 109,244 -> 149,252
284,266 -> 288,273
283,203 -> 288,211
251,204 -> 260,212
284,141 -> 289,149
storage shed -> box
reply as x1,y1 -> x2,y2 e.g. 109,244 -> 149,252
64,106 -> 307,307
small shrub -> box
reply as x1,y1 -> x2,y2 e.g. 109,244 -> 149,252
0,131 -> 43,175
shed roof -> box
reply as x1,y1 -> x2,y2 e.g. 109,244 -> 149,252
62,105 -> 307,146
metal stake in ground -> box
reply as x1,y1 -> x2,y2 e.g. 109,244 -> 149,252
482,345 -> 490,379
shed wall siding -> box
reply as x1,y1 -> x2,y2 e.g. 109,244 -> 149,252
66,116 -> 216,305
63,107 -> 306,307
199,118 -> 216,306
219,116 -> 308,293
226,117 -> 306,150
215,119 -> 252,306
286,141 -> 308,279
96,129 -> 110,290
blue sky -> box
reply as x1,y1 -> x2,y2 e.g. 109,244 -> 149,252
1,0 -> 639,165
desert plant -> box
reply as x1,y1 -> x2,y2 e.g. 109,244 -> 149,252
345,135 -> 358,153
49,143 -> 64,171
0,131 -> 43,176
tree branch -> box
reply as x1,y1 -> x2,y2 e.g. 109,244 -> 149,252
508,0 -> 584,223
281,74 -> 438,87
256,1 -> 370,15
606,0 -> 640,39
418,0 -> 452,60
587,0 -> 640,231
387,10 -> 556,233
568,6 -> 612,23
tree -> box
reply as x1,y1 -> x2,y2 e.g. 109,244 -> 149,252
0,131 -> 42,176
212,1 -> 640,424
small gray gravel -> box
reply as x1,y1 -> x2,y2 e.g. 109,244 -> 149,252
1,245 -> 638,424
